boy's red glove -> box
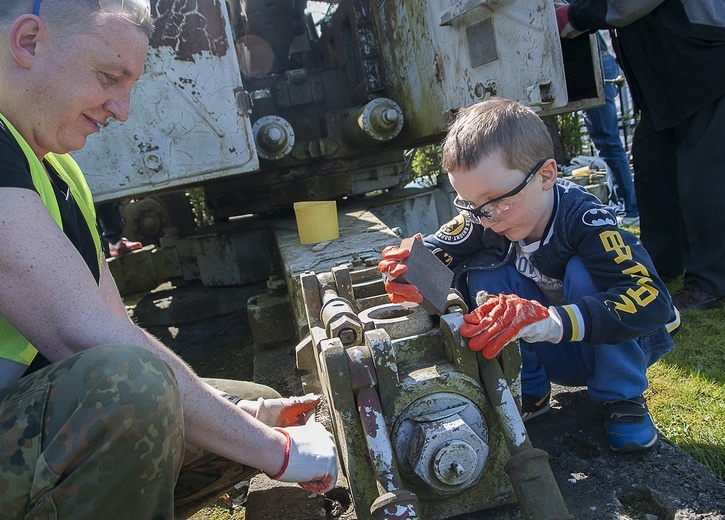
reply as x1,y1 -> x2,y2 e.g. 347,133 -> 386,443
378,245 -> 410,278
460,293 -> 563,359
378,234 -> 424,304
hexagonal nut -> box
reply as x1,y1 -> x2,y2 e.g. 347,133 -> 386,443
327,315 -> 363,346
444,289 -> 468,315
407,415 -> 487,493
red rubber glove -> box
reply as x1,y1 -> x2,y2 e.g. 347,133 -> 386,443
255,394 -> 321,427
378,234 -> 424,304
555,4 -> 584,38
555,4 -> 570,32
378,244 -> 410,278
460,293 -> 561,359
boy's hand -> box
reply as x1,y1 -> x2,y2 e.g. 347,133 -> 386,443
378,244 -> 410,278
255,394 -> 321,427
384,279 -> 424,304
378,234 -> 424,304
270,422 -> 338,494
460,293 -> 563,359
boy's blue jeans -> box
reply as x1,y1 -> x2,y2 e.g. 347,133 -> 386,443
467,257 -> 655,403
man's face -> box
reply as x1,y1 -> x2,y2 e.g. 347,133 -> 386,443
28,16 -> 148,157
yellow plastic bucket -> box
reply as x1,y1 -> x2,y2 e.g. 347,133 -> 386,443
293,201 -> 339,244
571,165 -> 591,178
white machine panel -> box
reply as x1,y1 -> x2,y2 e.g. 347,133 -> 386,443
72,1 -> 258,202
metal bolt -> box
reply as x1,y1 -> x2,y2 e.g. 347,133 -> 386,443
338,328 -> 357,346
382,109 -> 399,125
264,126 -> 283,144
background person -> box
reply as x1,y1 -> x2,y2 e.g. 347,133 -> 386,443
556,0 -> 725,310
582,31 -> 639,226
96,201 -> 143,257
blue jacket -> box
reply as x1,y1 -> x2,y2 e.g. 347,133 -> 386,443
424,179 -> 680,346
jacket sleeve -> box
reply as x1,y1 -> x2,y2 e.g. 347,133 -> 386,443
551,210 -> 674,345
567,0 -> 665,30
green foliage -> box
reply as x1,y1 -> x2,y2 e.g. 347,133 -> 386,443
555,112 -> 585,164
186,187 -> 215,228
410,145 -> 444,187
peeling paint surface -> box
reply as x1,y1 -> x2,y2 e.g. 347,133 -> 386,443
74,0 -> 256,201
151,0 -> 229,62
496,377 -> 527,447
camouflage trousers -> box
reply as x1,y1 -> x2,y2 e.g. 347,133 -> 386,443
0,344 -> 280,520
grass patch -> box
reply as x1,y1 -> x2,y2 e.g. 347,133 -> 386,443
645,277 -> 725,479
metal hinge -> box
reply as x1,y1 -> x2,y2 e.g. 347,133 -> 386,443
234,87 -> 253,116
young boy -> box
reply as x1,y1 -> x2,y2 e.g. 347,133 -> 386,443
379,98 -> 681,452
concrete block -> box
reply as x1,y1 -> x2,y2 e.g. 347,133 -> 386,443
396,236 -> 453,314
192,228 -> 272,286
247,292 -> 297,350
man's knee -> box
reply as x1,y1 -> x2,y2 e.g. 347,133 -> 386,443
45,345 -> 183,441
67,344 -> 178,401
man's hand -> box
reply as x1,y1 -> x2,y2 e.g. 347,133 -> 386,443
555,4 -> 585,38
378,234 -> 424,304
270,422 -> 339,494
459,293 -> 563,359
255,394 -> 321,427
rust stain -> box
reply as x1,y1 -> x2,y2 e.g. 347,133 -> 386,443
150,0 -> 229,62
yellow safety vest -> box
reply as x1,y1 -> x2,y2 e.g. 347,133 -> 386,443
0,113 -> 102,369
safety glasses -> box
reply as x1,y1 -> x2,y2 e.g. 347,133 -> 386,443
453,157 -> 550,223
32,0 -> 151,26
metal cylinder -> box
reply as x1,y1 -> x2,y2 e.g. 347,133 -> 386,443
358,303 -> 434,339
253,115 -> 295,160
478,354 -> 573,520
504,449 -> 574,520
342,97 -> 404,147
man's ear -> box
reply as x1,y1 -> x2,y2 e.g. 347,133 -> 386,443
539,158 -> 559,189
9,16 -> 45,68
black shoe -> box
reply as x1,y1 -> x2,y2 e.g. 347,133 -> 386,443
672,283 -> 725,311
521,387 -> 551,422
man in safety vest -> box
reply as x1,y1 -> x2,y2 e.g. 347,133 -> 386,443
0,1 -> 337,517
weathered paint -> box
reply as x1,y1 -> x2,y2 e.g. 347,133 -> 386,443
73,0 -> 256,202
150,0 -> 230,62
495,376 -> 528,448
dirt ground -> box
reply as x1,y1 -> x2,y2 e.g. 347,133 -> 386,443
130,279 -> 725,520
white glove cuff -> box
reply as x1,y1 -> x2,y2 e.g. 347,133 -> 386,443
518,307 -> 565,344
547,307 -> 565,343
255,397 -> 279,426
267,428 -> 290,479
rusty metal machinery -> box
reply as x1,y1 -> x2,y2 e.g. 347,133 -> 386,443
297,264 -> 572,520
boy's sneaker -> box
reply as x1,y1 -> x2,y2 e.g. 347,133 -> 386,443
617,215 -> 640,227
603,395 -> 658,452
521,387 -> 551,422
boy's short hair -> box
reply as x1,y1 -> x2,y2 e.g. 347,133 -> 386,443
0,0 -> 153,38
442,97 -> 554,174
